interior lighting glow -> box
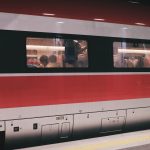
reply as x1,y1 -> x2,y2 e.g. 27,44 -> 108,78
135,22 -> 146,26
26,45 -> 65,51
57,21 -> 64,24
94,18 -> 105,21
122,27 -> 128,30
118,48 -> 150,54
43,13 -> 55,16
128,1 -> 140,4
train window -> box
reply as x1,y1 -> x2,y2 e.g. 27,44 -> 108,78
26,37 -> 88,68
113,42 -> 150,68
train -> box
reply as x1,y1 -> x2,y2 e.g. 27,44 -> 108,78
0,0 -> 150,149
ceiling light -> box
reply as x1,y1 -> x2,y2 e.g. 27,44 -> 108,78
118,48 -> 150,54
135,22 -> 146,26
122,27 -> 128,30
94,18 -> 105,21
57,21 -> 64,24
27,45 -> 65,51
128,1 -> 140,4
43,13 -> 55,16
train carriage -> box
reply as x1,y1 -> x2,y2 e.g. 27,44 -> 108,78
0,0 -> 150,149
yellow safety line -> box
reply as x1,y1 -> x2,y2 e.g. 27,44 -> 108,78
64,134 -> 150,150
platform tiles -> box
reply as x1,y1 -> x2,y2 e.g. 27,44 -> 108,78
19,129 -> 150,150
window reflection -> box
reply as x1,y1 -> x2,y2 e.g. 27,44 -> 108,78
113,42 -> 150,68
26,38 -> 88,68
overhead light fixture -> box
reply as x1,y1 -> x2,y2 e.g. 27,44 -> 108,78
135,22 -> 146,26
94,18 -> 105,21
122,27 -> 128,30
43,13 -> 55,16
118,48 -> 150,54
128,0 -> 140,4
57,21 -> 64,24
27,45 -> 65,51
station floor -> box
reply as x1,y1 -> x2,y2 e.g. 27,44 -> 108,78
19,129 -> 150,150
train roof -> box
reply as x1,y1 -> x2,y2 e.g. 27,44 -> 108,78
0,0 -> 150,26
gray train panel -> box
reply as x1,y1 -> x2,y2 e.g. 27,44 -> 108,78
1,98 -> 150,149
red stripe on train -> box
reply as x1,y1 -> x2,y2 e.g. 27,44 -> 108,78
0,74 -> 150,108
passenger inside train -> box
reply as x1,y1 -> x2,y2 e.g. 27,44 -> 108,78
26,37 -> 88,68
113,42 -> 150,68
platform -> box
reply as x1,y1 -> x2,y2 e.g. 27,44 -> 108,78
19,129 -> 150,150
